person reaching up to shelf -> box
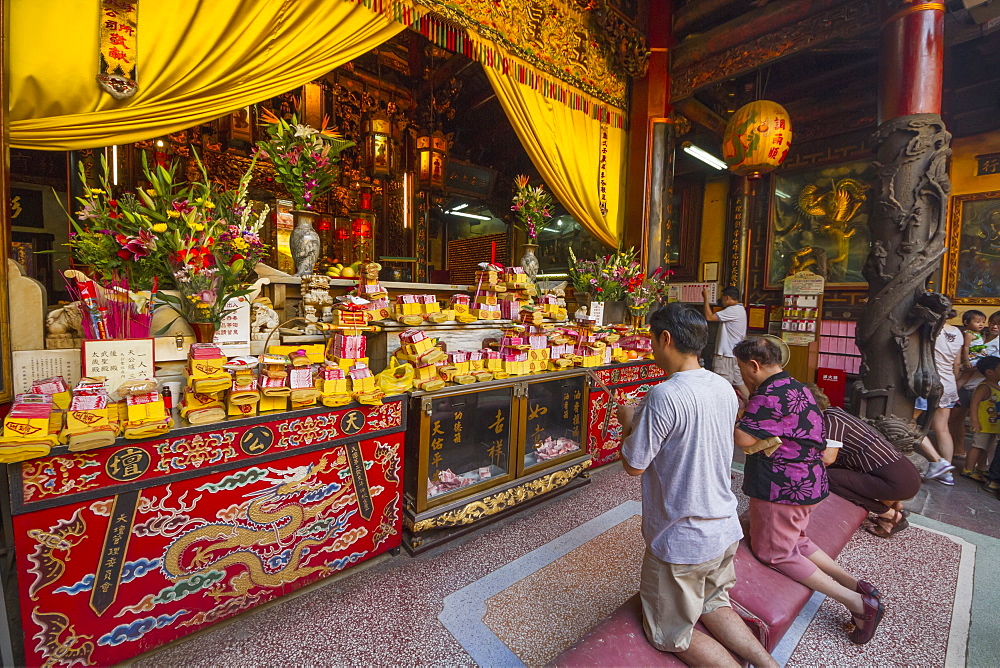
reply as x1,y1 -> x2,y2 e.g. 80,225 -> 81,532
702,286 -> 749,403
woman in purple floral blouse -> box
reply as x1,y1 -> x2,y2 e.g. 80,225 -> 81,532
733,337 -> 885,645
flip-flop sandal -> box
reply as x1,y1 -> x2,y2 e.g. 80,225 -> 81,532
865,509 -> 907,538
864,518 -> 893,538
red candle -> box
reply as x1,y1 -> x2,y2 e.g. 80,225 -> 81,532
491,241 -> 496,264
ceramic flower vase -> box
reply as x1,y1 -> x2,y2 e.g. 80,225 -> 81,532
520,243 -> 539,284
604,300 -> 627,325
289,210 -> 322,276
189,322 -> 217,344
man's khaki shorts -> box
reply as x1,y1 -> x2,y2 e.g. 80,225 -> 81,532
713,355 -> 743,387
638,541 -> 739,653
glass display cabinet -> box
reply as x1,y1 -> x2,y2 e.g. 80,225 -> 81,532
522,374 -> 587,473
418,384 -> 517,507
404,370 -> 592,553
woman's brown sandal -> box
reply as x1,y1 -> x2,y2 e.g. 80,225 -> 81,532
865,509 -> 909,538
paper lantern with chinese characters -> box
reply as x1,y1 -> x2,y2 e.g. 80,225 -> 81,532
721,101 -> 792,178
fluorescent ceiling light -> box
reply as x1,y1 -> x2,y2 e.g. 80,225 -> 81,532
682,142 -> 727,171
450,203 -> 468,211
447,210 -> 491,220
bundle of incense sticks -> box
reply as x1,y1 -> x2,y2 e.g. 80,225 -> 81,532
64,275 -> 153,340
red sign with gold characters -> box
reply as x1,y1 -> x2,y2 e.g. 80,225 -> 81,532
11,401 -> 406,666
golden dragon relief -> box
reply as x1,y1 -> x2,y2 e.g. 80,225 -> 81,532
162,453 -> 362,599
408,460 -> 591,533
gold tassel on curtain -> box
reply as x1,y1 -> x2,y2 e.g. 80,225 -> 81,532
482,60 -> 626,248
9,0 -> 426,150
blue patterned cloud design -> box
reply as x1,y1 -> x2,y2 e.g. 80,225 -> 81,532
53,558 -> 163,596
327,551 -> 367,572
54,574 -> 94,595
97,610 -> 187,646
121,558 -> 161,583
301,481 -> 341,504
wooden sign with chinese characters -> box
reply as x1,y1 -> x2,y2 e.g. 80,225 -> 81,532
976,152 -> 1000,176
524,376 -> 585,468
427,387 -> 513,493
81,338 -> 155,399
598,123 -> 610,216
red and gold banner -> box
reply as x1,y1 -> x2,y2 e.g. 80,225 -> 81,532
586,362 -> 668,467
98,0 -> 139,98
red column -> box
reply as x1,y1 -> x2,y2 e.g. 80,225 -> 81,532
878,1 -> 945,121
622,0 -> 671,263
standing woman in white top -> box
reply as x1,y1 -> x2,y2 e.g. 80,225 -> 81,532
914,311 -> 964,486
702,286 -> 749,401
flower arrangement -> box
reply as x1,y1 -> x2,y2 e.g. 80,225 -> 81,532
69,156 -> 163,292
626,268 -> 674,314
254,109 -> 354,211
569,246 -> 642,302
567,247 -> 601,296
511,174 -> 553,241
147,156 -> 267,327
67,152 -> 269,331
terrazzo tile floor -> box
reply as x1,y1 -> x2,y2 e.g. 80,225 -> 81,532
133,455 -> 998,667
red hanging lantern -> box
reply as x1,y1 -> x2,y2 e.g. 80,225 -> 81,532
721,100 -> 792,178
351,218 -> 372,239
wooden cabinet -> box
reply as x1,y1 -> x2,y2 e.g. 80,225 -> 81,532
403,371 -> 591,553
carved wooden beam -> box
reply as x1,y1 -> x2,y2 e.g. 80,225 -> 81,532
767,55 -> 877,104
672,0 -> 849,70
671,97 -> 727,137
673,0 -> 748,39
670,0 -> 877,102
785,93 -> 872,125
417,55 -> 472,99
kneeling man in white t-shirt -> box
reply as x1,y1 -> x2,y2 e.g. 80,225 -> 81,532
618,303 -> 775,667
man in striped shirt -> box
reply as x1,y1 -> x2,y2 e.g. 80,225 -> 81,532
808,384 -> 922,537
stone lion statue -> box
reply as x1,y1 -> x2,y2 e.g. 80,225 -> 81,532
250,298 -> 280,341
46,303 -> 84,348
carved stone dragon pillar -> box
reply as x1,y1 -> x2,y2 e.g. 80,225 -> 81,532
854,2 -> 951,452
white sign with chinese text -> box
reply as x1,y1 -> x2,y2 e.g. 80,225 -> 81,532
82,338 -> 155,400
214,296 -> 251,357
12,349 -> 81,395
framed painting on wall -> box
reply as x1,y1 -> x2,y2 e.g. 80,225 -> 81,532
944,190 -> 1000,304
765,159 -> 876,289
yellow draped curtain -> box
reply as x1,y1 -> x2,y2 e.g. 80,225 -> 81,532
8,0 -> 425,150
481,59 -> 627,248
